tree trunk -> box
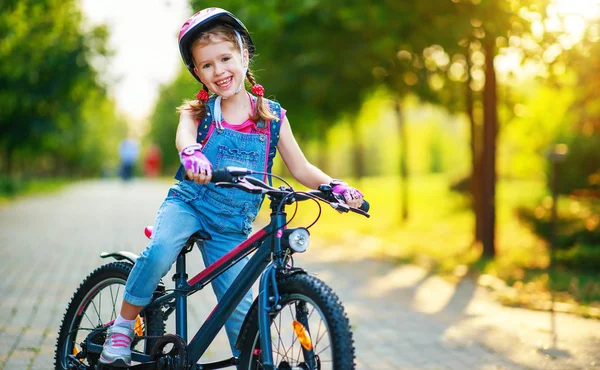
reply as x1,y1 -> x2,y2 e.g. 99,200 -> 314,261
481,38 -> 498,258
465,52 -> 484,246
396,99 -> 409,221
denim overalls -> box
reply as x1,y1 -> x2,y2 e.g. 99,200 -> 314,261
124,94 -> 281,356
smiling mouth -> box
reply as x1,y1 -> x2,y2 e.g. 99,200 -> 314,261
216,77 -> 232,88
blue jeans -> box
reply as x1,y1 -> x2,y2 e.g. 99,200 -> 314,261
124,180 -> 255,355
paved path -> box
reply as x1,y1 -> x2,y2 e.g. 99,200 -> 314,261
0,179 -> 599,370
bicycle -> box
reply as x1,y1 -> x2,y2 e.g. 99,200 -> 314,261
54,166 -> 370,370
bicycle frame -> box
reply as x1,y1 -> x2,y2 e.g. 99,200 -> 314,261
89,199 -> 290,369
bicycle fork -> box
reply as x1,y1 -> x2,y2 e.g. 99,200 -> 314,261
257,266 -> 317,370
257,265 -> 278,369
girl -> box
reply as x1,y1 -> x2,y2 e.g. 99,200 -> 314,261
99,7 -> 363,367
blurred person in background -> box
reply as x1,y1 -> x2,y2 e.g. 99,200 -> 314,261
143,143 -> 162,177
118,137 -> 140,181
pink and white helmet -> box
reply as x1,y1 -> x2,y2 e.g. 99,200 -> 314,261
178,8 -> 254,83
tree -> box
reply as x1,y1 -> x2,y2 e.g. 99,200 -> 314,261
360,1 -> 453,221
0,0 -> 111,176
394,0 -> 543,257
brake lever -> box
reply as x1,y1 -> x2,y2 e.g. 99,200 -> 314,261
215,178 -> 266,194
330,202 -> 350,213
331,193 -> 370,217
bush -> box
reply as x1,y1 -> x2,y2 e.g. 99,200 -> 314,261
554,243 -> 600,271
552,134 -> 600,195
0,176 -> 24,197
516,196 -> 600,272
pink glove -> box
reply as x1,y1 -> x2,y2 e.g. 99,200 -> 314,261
179,144 -> 212,175
331,180 -> 363,203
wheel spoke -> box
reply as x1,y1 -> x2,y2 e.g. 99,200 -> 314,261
55,265 -> 159,370
269,299 -> 327,367
110,284 -> 119,321
315,342 -> 331,358
89,297 -> 101,324
277,308 -> 283,364
289,301 -> 296,362
83,309 -> 98,330
273,313 -> 283,363
315,319 -> 327,348
98,288 -> 102,326
240,275 -> 354,369
277,316 -> 293,363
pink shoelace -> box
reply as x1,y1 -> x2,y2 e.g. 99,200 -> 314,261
110,332 -> 132,348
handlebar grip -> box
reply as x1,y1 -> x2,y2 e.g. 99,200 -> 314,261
359,199 -> 370,213
211,169 -> 234,183
332,192 -> 370,213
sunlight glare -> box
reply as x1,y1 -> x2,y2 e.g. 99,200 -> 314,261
548,0 -> 599,44
552,0 -> 600,20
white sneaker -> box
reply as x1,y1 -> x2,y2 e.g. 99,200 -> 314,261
98,325 -> 134,367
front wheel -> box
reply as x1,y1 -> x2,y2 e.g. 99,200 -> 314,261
238,273 -> 355,369
54,262 -> 165,370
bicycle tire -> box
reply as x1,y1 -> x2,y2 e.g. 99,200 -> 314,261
54,262 -> 165,370
238,273 -> 355,369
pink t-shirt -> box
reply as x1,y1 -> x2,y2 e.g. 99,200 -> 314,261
221,118 -> 261,133
220,94 -> 286,133
200,95 -> 286,149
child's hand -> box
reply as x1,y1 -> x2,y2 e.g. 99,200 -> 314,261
180,144 -> 212,184
331,181 -> 364,209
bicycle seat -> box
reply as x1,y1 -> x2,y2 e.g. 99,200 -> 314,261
188,229 -> 212,242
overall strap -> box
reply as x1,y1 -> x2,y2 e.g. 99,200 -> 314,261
196,95 -> 217,145
263,99 -> 282,186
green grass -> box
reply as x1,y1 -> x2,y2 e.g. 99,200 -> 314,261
257,174 -> 600,317
261,174 -> 547,269
0,177 -> 71,205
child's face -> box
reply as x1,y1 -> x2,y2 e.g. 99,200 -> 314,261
192,38 -> 248,98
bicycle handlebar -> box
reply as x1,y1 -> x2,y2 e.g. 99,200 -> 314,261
210,166 -> 370,217
211,167 -> 247,183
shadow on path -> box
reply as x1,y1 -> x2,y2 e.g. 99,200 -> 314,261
301,246 -> 595,370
